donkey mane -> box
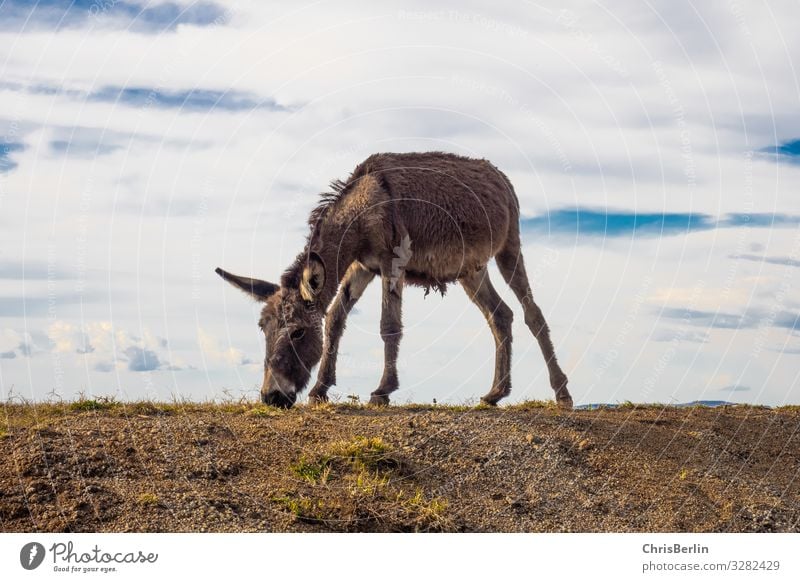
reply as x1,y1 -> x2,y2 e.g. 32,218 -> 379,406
308,157 -> 376,227
307,181 -> 346,227
281,170 -> 367,290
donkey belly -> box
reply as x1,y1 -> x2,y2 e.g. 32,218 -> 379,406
402,239 -> 490,284
401,204 -> 510,285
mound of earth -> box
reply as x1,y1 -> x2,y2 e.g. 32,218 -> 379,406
1,401 -> 798,532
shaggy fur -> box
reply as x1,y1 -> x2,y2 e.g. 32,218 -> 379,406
216,152 -> 573,409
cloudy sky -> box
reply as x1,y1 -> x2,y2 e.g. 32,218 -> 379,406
1,0 -> 799,406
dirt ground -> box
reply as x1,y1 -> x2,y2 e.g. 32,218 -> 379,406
1,401 -> 798,532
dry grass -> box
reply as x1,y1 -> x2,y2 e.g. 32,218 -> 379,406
136,493 -> 160,506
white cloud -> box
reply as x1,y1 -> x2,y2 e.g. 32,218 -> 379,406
197,327 -> 255,366
0,328 -> 25,354
43,320 -> 178,373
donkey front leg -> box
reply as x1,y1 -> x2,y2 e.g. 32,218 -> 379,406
309,263 -> 375,403
369,271 -> 404,405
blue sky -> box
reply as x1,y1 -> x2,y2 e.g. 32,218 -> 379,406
522,209 -> 800,239
0,0 -> 226,32
1,0 -> 800,406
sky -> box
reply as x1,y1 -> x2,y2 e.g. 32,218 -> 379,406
1,0 -> 799,406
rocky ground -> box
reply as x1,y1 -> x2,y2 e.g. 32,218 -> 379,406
1,400 -> 798,532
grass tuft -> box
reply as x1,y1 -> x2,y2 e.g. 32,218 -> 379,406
279,435 -> 449,531
246,404 -> 285,418
70,397 -> 118,412
327,436 -> 390,469
506,399 -> 557,411
290,436 -> 395,485
290,457 -> 332,485
272,495 -> 329,523
137,493 -> 159,506
403,489 -> 448,521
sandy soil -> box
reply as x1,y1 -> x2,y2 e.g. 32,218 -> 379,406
1,401 -> 798,532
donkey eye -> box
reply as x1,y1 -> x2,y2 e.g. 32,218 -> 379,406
290,328 -> 306,341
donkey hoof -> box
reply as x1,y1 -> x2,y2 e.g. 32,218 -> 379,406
368,393 -> 391,406
307,390 -> 329,404
480,388 -> 509,406
556,395 -> 574,410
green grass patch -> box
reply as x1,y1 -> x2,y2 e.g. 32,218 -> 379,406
290,436 -> 397,486
69,397 -> 119,412
327,436 -> 397,471
290,457 -> 331,485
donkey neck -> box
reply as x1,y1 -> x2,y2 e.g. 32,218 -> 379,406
312,224 -> 359,312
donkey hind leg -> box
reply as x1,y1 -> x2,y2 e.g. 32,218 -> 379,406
369,270 -> 404,406
460,267 -> 514,406
308,262 -> 375,403
496,247 -> 573,409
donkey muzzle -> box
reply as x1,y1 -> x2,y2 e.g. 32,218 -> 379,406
262,371 -> 298,409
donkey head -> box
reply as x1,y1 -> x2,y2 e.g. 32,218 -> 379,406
215,258 -> 326,408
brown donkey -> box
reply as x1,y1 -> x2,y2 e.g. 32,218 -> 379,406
216,152 -> 573,409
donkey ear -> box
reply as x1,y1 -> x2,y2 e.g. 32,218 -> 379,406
299,253 -> 326,302
215,268 -> 279,302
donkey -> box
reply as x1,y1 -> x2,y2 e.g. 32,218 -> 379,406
216,152 -> 573,409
